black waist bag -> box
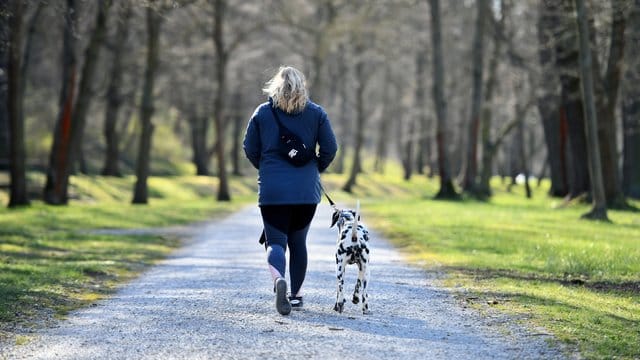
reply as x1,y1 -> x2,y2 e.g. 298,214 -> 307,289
270,105 -> 315,167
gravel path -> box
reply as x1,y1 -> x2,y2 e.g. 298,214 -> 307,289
2,204 -> 564,359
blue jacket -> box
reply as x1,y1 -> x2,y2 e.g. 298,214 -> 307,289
243,99 -> 338,205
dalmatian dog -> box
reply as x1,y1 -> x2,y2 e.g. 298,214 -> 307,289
330,201 -> 371,314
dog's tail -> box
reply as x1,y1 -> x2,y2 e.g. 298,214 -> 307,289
351,200 -> 360,242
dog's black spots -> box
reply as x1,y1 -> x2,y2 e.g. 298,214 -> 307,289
352,295 -> 360,304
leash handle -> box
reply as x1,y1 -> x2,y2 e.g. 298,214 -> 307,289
319,181 -> 337,210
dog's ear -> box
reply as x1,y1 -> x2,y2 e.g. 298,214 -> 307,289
331,211 -> 339,228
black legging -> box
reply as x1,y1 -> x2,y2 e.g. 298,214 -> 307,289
260,204 -> 317,296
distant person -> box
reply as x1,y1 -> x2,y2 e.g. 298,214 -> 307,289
243,66 -> 338,315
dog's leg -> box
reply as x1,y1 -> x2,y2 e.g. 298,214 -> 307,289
360,249 -> 371,315
333,250 -> 348,313
352,262 -> 362,305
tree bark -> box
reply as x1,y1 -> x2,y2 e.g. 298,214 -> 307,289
71,0 -> 111,175
517,116 -> 532,199
373,70 -> 392,174
334,49 -> 350,174
555,0 -> 590,199
190,115 -> 209,175
0,1 -> 9,171
400,117 -> 415,181
574,0 -> 608,220
622,0 -> 640,199
132,5 -> 162,204
429,0 -> 457,199
211,0 -> 230,201
343,58 -> 366,193
8,0 -> 29,207
477,0 -> 505,197
592,1 -> 626,207
415,50 -> 428,175
461,0 -> 487,194
43,0 -> 77,205
538,0 -> 568,197
102,1 -> 132,177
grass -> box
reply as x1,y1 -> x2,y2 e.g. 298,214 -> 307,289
0,173 -> 256,340
321,167 -> 639,359
2,162 -> 639,358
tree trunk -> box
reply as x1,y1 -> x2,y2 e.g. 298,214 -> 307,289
429,0 -> 457,199
574,0 -> 608,220
132,5 -> 161,204
622,0 -> 640,199
8,0 -> 29,207
212,0 -> 230,201
477,0 -> 504,197
592,2 -> 626,207
373,70 -> 392,174
555,0 -> 590,199
538,0 -> 568,197
70,0 -> 111,175
190,115 -> 209,175
0,1 -> 9,171
43,0 -> 77,205
343,59 -> 366,193
334,60 -> 350,174
415,50 -> 428,175
461,0 -> 487,194
102,1 -> 132,177
400,118 -> 415,181
517,120 -> 532,199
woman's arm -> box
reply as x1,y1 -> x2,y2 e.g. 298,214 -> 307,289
316,111 -> 338,172
243,113 -> 261,169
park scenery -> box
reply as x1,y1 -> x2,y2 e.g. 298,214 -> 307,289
1,1 -> 639,359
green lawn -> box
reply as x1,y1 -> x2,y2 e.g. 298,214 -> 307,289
325,170 -> 639,359
2,167 -> 639,359
0,174 -> 255,339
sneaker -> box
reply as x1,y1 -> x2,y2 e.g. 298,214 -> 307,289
274,278 -> 291,315
289,296 -> 303,310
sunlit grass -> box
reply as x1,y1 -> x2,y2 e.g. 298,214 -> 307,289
325,170 -> 639,359
0,174 -> 254,334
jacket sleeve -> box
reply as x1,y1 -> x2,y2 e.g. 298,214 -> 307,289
316,110 -> 338,173
243,112 -> 261,169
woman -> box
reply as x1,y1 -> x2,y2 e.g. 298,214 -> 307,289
243,66 -> 338,315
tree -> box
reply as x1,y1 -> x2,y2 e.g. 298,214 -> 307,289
132,3 -> 162,204
574,0 -> 608,221
537,0 -> 569,197
102,1 -> 133,177
461,0 -> 487,194
414,49 -> 429,175
429,0 -> 457,199
7,0 -> 30,207
43,0 -> 78,205
71,0 -> 112,174
477,0 -> 505,197
210,0 -> 231,201
342,41 -> 367,193
0,1 -> 9,171
554,0 -> 590,200
590,0 -> 627,208
622,0 -> 640,199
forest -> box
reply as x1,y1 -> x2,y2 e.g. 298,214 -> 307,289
1,0 -> 639,219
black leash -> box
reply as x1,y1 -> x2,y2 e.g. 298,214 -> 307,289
319,181 -> 337,210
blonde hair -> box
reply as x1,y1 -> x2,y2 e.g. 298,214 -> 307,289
263,66 -> 309,114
